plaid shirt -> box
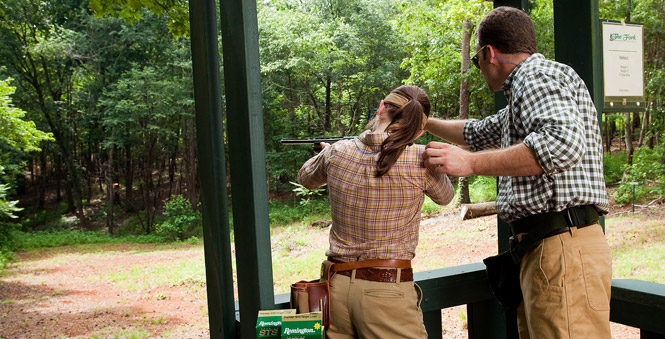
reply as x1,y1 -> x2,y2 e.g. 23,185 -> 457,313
464,53 -> 609,222
298,130 -> 454,261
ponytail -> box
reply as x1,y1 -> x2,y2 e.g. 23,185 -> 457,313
375,86 -> 430,177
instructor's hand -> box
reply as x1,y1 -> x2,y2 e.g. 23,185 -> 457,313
423,142 -> 474,177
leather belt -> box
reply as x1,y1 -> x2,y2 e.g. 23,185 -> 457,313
328,258 -> 413,283
508,205 -> 600,264
336,267 -> 413,283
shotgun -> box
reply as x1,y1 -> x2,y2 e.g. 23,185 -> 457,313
280,136 -> 356,152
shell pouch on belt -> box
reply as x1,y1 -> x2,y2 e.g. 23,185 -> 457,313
289,260 -> 334,328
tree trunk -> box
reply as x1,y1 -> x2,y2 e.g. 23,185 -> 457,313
458,19 -> 473,204
106,146 -> 114,235
632,112 -> 640,139
624,112 -> 634,164
55,155 -> 62,202
39,150 -> 46,209
324,75 -> 332,132
125,145 -> 134,211
638,110 -> 649,147
604,116 -> 611,153
184,114 -> 198,208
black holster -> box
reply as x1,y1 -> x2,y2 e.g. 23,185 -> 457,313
483,250 -> 522,310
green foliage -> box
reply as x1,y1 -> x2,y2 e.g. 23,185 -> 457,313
0,78 -> 53,153
615,146 -> 665,205
268,197 -> 330,228
394,0 -> 493,120
154,195 -> 202,241
0,221 -> 19,269
469,175 -> 497,202
0,180 -> 21,219
290,181 -> 326,207
603,151 -> 626,184
88,0 -> 190,37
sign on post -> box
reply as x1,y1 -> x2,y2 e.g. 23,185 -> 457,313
601,21 -> 645,112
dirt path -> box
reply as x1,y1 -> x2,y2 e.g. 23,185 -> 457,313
1,206 -> 662,338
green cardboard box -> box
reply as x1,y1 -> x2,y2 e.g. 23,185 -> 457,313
256,309 -> 297,338
281,312 -> 324,339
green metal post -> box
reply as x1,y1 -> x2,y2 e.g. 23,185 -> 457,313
219,0 -> 275,338
469,1 -> 530,338
553,0 -> 605,230
189,0 -> 236,337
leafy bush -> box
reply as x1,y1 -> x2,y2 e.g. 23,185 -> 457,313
269,196 -> 330,227
469,176 -> 497,202
603,151 -> 626,184
0,222 -> 19,269
154,195 -> 202,241
615,146 -> 665,205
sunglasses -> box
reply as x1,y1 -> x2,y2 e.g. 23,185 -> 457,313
471,45 -> 486,70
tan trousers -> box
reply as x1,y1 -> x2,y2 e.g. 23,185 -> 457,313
517,223 -> 612,339
325,271 -> 427,339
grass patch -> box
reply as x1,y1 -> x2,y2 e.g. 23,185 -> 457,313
97,251 -> 205,291
604,151 -> 626,184
607,217 -> 665,283
12,230 -> 166,250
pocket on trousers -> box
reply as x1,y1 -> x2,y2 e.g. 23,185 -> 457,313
579,247 -> 612,311
364,289 -> 404,299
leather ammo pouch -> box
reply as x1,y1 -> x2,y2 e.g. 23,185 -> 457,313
290,260 -> 334,328
483,250 -> 522,310
483,205 -> 599,310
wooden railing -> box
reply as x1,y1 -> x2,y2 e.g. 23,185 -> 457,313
273,263 -> 665,338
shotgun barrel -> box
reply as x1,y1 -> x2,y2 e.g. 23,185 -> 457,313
280,136 -> 356,152
280,136 -> 356,145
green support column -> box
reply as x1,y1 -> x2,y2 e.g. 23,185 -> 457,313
476,2 -> 526,339
553,0 -> 605,230
189,0 -> 236,337
219,0 -> 275,338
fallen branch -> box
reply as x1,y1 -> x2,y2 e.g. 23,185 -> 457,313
460,201 -> 496,220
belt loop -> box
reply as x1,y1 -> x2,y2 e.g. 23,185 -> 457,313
569,224 -> 577,237
350,269 -> 356,284
396,268 -> 402,284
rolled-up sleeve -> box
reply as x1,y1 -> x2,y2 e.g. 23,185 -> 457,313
424,169 -> 454,206
519,75 -> 586,175
297,147 -> 331,189
464,108 -> 505,151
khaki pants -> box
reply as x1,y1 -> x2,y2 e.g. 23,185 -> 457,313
517,223 -> 612,339
325,270 -> 427,339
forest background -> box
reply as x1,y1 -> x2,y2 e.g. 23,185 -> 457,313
1,0 -> 664,268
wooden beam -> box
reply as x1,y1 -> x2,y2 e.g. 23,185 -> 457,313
219,0 -> 275,337
189,0 -> 236,337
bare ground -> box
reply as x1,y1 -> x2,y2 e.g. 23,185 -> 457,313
1,203 -> 663,338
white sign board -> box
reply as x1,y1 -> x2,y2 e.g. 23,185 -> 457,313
602,21 -> 644,98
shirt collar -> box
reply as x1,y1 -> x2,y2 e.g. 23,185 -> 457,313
357,130 -> 387,153
501,53 -> 545,96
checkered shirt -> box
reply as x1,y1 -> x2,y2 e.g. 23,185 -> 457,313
298,130 -> 454,261
464,53 -> 609,222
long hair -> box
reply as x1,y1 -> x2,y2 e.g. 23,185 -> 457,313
369,85 -> 430,177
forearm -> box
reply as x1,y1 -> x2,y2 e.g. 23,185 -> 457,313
425,118 -> 467,146
470,143 -> 543,176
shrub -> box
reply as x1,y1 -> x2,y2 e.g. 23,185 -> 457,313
154,195 -> 202,241
603,151 -> 626,184
615,146 -> 665,205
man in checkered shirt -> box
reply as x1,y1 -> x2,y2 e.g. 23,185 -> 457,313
423,6 -> 611,339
